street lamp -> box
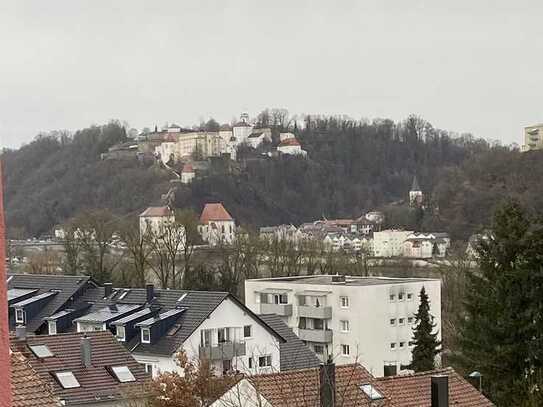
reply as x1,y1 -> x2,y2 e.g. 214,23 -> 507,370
469,371 -> 482,393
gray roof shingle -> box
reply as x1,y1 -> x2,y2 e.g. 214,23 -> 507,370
258,314 -> 320,371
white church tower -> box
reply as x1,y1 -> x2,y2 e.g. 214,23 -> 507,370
409,176 -> 423,206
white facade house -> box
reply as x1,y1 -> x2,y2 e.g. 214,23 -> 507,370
373,230 -> 413,257
198,203 -> 236,246
139,206 -> 176,237
403,233 -> 451,258
247,128 -> 272,149
180,163 -> 196,184
233,113 -> 254,144
245,275 -> 442,377
277,137 -> 307,156
131,296 -> 283,377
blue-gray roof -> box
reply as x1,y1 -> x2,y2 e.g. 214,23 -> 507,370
73,304 -> 142,324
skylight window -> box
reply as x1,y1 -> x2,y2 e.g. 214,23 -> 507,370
110,366 -> 136,383
29,344 -> 54,358
54,371 -> 80,389
360,384 -> 384,400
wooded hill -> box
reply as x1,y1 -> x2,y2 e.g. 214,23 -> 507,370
3,115 -> 542,241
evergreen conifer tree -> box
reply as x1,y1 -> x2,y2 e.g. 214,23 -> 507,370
410,286 -> 441,372
458,200 -> 543,406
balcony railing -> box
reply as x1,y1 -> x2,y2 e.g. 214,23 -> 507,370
260,303 -> 293,316
298,305 -> 332,319
199,342 -> 246,360
298,328 -> 333,343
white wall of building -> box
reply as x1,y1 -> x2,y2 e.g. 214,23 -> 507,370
199,220 -> 235,246
245,277 -> 441,377
373,230 -> 413,257
139,214 -> 176,237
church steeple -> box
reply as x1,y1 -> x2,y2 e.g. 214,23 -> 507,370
409,175 -> 423,206
411,175 -> 421,192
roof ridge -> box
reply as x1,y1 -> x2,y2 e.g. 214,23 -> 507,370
377,367 -> 453,381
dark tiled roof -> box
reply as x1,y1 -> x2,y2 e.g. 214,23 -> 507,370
376,367 -> 494,407
11,331 -> 150,405
247,364 -> 392,407
139,206 -> 173,217
258,314 -> 320,371
7,274 -> 97,333
11,352 -> 60,407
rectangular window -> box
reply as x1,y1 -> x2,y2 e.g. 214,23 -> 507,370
399,342 -> 405,348
201,329 -> 211,347
389,318 -> 396,326
48,320 -> 57,335
340,296 -> 350,308
399,318 -> 405,325
298,317 -> 307,330
218,328 -> 231,343
390,343 -> 396,350
341,344 -> 350,356
248,357 -> 253,369
116,326 -> 126,342
144,363 -> 153,375
398,293 -> 404,301
313,319 -> 324,330
141,328 -> 151,344
407,293 -> 413,300
244,325 -> 252,338
260,293 -> 269,304
389,294 -> 396,302
340,320 -> 350,332
258,355 -> 272,367
313,345 -> 324,355
15,309 -> 25,324
408,317 -> 414,324
279,294 -> 288,304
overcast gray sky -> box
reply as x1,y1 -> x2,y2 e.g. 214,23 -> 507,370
1,0 -> 541,148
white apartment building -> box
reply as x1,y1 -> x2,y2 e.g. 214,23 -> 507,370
373,230 -> 413,257
245,274 -> 441,377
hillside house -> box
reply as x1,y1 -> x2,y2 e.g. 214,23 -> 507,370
139,206 -> 176,237
180,163 -> 195,184
198,203 -> 235,246
403,232 -> 451,258
373,230 -> 413,257
277,137 -> 307,156
247,128 -> 272,149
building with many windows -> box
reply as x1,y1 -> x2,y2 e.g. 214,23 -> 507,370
522,123 -> 543,152
244,274 -> 441,377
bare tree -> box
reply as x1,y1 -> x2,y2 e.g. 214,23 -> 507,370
119,219 -> 153,287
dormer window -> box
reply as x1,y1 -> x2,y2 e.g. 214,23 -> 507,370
141,328 -> 151,344
116,326 -> 126,342
15,309 -> 25,324
48,320 -> 57,335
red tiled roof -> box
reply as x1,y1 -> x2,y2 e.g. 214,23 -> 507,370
200,203 -> 233,223
11,331 -> 150,405
376,367 -> 494,407
248,364 -> 393,407
11,352 -> 60,407
182,164 -> 194,173
139,206 -> 173,217
278,138 -> 301,147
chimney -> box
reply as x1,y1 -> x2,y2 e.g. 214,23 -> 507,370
104,283 -> 113,298
319,358 -> 335,407
15,325 -> 26,340
431,375 -> 449,407
80,335 -> 92,368
146,283 -> 154,303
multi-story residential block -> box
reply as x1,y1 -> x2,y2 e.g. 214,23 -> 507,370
403,232 -> 451,258
373,230 -> 413,257
198,203 -> 235,246
522,123 -> 543,152
7,274 -> 317,378
245,274 -> 442,377
139,206 -> 176,237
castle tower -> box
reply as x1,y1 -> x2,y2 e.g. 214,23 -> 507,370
409,176 -> 423,206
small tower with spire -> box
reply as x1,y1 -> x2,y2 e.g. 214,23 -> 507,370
409,175 -> 423,206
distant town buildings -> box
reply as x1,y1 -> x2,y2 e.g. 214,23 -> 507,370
180,163 -> 195,184
521,123 -> 543,152
139,206 -> 175,237
409,176 -> 423,206
373,230 -> 414,257
245,274 -> 442,377
403,232 -> 451,258
198,203 -> 236,246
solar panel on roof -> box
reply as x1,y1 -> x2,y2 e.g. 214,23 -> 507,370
54,371 -> 80,389
110,366 -> 136,383
29,344 -> 54,358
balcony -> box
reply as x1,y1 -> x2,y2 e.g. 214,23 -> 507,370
199,342 -> 246,360
298,305 -> 332,319
298,328 -> 333,343
260,303 -> 293,316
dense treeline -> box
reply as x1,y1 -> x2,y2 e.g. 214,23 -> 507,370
3,113 -> 543,240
